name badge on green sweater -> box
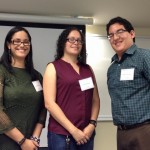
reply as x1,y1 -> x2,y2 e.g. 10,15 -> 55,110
32,80 -> 43,92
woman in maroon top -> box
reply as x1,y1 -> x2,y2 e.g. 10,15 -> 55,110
43,27 -> 100,150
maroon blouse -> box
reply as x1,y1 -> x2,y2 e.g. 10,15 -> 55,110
48,59 -> 94,135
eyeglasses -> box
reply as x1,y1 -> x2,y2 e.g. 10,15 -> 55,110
11,40 -> 31,46
66,38 -> 84,45
107,29 -> 127,40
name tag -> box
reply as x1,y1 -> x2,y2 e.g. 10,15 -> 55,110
79,77 -> 94,91
120,68 -> 134,81
32,80 -> 43,92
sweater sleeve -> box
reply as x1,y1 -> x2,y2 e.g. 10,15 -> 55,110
0,67 -> 15,134
37,106 -> 47,127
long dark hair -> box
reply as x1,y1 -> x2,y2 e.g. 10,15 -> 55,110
55,27 -> 86,64
0,26 -> 37,80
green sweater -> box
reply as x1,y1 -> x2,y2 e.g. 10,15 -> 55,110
0,64 -> 46,149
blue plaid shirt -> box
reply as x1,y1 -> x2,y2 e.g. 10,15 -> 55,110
107,44 -> 150,125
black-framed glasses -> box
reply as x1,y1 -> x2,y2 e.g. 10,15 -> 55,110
11,40 -> 31,46
66,38 -> 84,45
107,29 -> 127,40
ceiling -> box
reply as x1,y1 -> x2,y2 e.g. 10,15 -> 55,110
0,0 -> 150,27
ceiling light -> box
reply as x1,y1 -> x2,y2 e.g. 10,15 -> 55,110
0,13 -> 93,25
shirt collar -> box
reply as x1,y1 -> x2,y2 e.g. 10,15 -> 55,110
111,44 -> 137,62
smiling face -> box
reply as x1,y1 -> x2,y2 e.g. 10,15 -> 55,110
64,30 -> 83,57
108,23 -> 135,59
8,31 -> 30,61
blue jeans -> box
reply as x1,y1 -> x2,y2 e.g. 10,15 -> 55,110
48,131 -> 95,150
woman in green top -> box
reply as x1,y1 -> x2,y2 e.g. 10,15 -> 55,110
0,26 -> 47,150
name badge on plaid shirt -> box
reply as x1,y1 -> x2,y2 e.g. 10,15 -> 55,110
120,68 -> 134,81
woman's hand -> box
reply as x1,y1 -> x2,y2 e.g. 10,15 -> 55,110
71,128 -> 89,145
83,124 -> 95,139
21,139 -> 38,150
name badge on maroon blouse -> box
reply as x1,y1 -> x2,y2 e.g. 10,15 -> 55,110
32,80 -> 43,92
79,77 -> 94,91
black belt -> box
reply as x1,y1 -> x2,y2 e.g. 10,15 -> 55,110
117,120 -> 150,130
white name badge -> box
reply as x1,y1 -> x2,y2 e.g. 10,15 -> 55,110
79,77 -> 94,91
120,68 -> 134,81
32,80 -> 43,92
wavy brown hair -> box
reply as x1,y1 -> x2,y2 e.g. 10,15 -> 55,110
55,27 -> 86,64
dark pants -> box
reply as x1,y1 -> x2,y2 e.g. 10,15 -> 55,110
117,123 -> 150,150
48,131 -> 95,150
